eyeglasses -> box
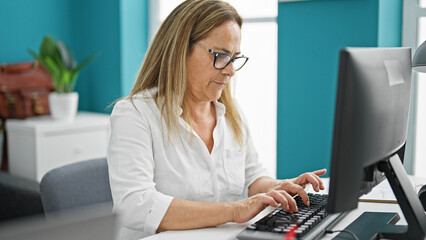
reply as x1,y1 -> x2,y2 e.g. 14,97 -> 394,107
195,43 -> 249,71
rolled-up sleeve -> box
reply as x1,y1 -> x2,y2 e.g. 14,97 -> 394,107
107,100 -> 173,237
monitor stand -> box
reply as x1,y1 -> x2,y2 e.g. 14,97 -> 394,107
334,154 -> 426,240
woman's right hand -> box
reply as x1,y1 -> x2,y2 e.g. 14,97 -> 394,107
232,190 -> 298,223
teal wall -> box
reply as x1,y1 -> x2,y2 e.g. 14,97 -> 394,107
0,0 -> 73,63
378,0 -> 402,47
277,0 -> 402,179
120,0 -> 149,97
0,0 -> 149,113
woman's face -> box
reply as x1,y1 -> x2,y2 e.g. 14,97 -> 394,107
186,20 -> 241,103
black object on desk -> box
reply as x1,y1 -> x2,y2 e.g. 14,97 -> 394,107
419,185 -> 426,211
333,212 -> 406,240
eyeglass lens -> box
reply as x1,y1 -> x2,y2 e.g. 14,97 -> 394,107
214,53 -> 247,71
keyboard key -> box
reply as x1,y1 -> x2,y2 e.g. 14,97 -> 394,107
247,224 -> 257,230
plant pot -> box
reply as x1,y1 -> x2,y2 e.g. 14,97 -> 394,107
48,92 -> 79,121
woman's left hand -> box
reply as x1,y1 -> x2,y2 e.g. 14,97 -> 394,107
269,169 -> 327,206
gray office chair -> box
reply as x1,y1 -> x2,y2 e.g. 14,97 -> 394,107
40,158 -> 113,217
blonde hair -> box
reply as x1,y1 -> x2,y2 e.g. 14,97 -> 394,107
129,0 -> 243,145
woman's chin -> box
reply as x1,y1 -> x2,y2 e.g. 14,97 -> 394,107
211,90 -> 224,101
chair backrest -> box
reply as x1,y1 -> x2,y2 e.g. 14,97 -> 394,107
40,158 -> 112,216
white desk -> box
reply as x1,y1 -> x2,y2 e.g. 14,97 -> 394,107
141,176 -> 425,240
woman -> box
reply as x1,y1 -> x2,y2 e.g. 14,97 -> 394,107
107,0 -> 326,239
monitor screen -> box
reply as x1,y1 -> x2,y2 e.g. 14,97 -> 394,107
326,47 -> 412,213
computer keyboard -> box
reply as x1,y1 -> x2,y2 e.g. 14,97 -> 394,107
236,193 -> 344,240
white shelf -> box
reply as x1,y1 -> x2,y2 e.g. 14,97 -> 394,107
6,112 -> 110,182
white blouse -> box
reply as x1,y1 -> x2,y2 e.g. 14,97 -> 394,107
107,89 -> 269,240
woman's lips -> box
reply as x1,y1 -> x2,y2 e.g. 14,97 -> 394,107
213,81 -> 227,85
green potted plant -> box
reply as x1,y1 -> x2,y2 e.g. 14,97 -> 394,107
28,35 -> 96,120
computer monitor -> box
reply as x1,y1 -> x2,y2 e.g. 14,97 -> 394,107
326,47 -> 426,239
